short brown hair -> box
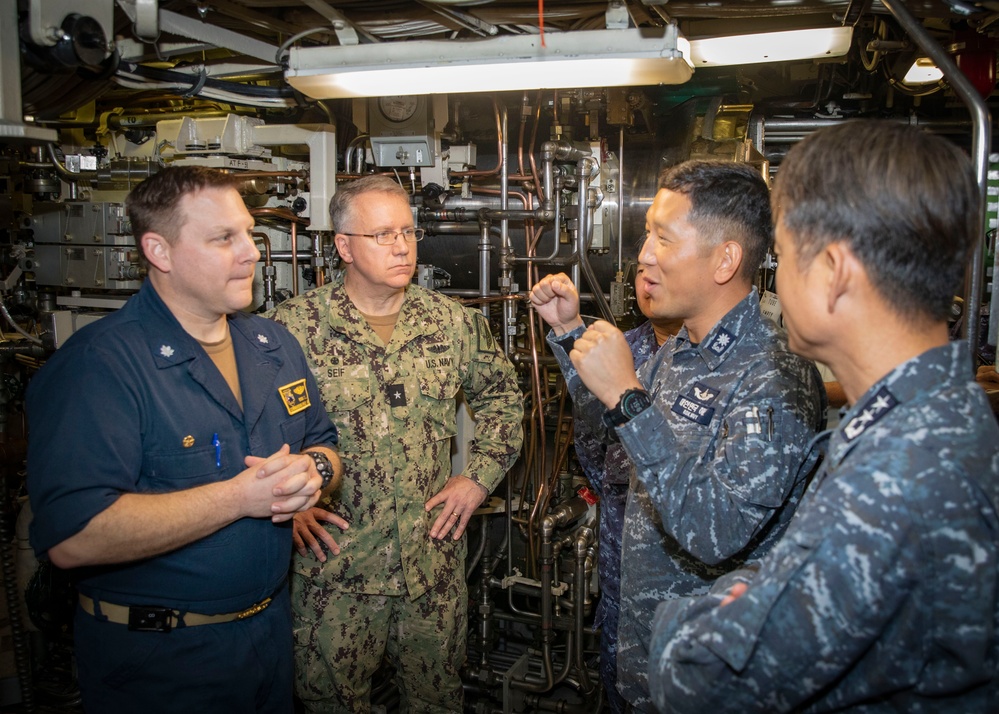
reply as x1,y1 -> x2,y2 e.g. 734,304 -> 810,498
126,166 -> 242,265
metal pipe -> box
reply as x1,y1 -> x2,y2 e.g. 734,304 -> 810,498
505,171 -> 565,265
500,105 -> 513,355
574,527 -> 596,693
762,117 -> 974,134
477,522 -> 494,667
291,221 -> 299,296
881,0 -> 991,363
253,231 -> 277,311
479,216 -> 491,317
0,298 -> 42,345
312,232 -> 326,287
45,144 -> 97,183
576,157 -> 615,324
344,133 -> 369,175
262,251 -> 313,260
617,126 -> 625,272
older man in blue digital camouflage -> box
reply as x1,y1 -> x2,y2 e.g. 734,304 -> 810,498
648,120 -> 999,712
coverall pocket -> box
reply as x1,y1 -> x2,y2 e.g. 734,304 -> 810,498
144,445 -> 222,490
417,372 -> 460,442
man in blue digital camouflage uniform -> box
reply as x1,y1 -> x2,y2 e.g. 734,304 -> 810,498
27,166 -> 341,714
268,175 -> 523,714
572,271 -> 680,714
648,120 -> 999,712
530,161 -> 825,711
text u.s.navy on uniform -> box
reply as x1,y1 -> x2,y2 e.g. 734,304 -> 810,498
267,174 -> 524,713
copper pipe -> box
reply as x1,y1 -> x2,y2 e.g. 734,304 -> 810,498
474,187 -> 530,209
291,221 -> 299,296
236,170 -> 307,179
249,207 -> 308,224
252,231 -> 272,264
452,97 -> 503,178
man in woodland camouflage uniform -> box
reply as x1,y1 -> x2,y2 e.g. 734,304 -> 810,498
648,121 -> 999,712
268,175 -> 523,713
530,161 -> 825,711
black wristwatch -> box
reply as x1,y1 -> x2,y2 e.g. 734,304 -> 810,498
306,450 -> 335,490
603,388 -> 653,427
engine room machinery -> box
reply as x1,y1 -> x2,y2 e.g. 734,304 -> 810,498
0,1 -> 997,713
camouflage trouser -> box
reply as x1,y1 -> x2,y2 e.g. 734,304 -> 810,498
292,569 -> 466,714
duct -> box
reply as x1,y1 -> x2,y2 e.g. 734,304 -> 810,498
250,123 -> 337,231
119,6 -> 281,65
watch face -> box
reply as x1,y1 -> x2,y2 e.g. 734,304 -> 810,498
377,95 -> 419,123
621,389 -> 652,418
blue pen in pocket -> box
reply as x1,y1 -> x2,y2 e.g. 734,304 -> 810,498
212,433 -> 221,468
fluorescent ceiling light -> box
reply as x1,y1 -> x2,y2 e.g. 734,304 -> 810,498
688,26 -> 854,67
903,57 -> 943,85
286,27 -> 693,99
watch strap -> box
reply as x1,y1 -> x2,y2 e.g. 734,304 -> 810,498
603,388 -> 652,428
306,450 -> 334,490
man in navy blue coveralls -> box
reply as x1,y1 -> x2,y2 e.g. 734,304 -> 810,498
26,166 -> 341,714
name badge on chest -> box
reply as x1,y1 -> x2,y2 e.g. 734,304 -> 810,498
671,394 -> 715,425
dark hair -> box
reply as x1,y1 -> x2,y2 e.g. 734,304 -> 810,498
126,166 -> 241,265
772,120 -> 978,322
658,160 -> 772,280
329,175 -> 409,233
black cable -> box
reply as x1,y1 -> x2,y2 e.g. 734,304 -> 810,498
0,491 -> 35,712
118,62 -> 297,99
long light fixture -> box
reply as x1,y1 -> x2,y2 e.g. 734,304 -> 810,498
286,27 -> 693,99
688,26 -> 854,67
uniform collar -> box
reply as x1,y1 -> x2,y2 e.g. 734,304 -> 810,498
324,270 -> 440,351
826,341 -> 968,464
671,287 -> 762,370
134,281 -> 282,370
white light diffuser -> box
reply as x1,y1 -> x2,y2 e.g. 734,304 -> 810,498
285,27 -> 693,99
688,26 -> 854,67
903,57 -> 943,85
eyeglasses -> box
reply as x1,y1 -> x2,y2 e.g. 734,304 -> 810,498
340,228 -> 425,245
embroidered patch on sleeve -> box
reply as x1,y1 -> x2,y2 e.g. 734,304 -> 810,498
475,313 -> 496,354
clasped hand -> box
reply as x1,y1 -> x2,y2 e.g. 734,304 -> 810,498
242,444 -> 324,523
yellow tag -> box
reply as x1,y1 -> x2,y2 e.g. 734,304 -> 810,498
278,378 -> 311,415
182,435 -> 195,448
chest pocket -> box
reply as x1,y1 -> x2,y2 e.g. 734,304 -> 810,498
144,445 -> 222,491
280,412 -> 308,452
415,371 -> 461,442
325,378 -> 373,455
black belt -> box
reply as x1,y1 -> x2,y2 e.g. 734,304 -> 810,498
79,593 -> 272,633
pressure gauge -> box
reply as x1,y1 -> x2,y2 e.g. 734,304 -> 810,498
377,96 -> 420,123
